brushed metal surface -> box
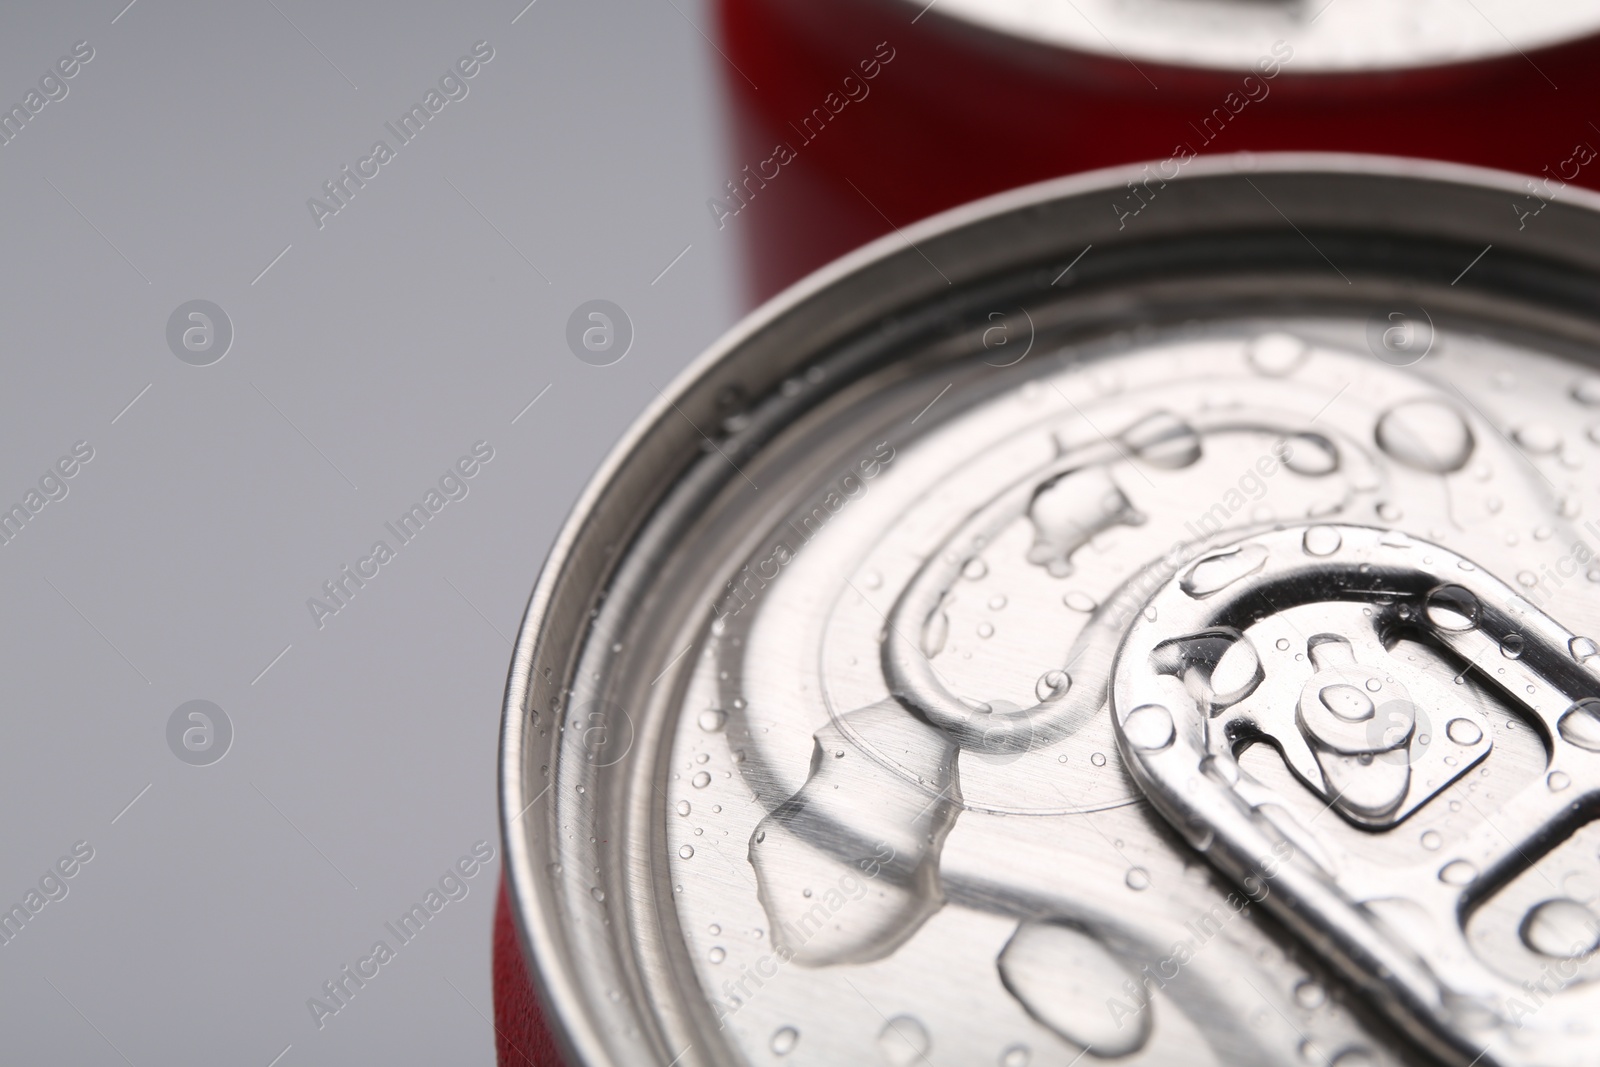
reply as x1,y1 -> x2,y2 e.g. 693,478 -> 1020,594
502,156 -> 1600,1066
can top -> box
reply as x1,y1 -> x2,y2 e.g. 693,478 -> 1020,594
907,0 -> 1600,73
502,155 -> 1600,1067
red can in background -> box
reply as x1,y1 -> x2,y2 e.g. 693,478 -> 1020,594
715,0 -> 1600,301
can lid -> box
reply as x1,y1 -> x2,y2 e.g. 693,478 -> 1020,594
909,0 -> 1600,73
503,155 -> 1600,1067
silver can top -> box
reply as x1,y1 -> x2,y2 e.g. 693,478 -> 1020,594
903,0 -> 1600,73
503,156 -> 1600,1067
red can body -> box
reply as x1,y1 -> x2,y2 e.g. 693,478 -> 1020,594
716,0 -> 1600,302
494,878 -> 562,1066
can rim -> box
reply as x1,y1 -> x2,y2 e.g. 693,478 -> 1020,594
499,152 -> 1600,1067
893,0 -> 1600,75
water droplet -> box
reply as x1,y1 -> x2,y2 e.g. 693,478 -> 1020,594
877,1015 -> 931,1067
1320,684 -> 1375,722
1246,332 -> 1310,376
591,886 -> 606,903
1375,399 -> 1475,473
1091,752 -> 1107,767
999,1045 -> 1031,1067
1514,424 -> 1562,454
864,570 -> 883,589
988,594 -> 1008,611
1035,669 -> 1071,703
977,622 -> 995,639
1062,590 -> 1098,613
1572,377 -> 1600,405
1499,633 -> 1526,660
771,1026 -> 799,1055
1282,434 -> 1339,476
1125,867 -> 1151,890
1521,898 -> 1600,958
1446,718 -> 1483,745
1302,525 -> 1342,556
997,922 -> 1152,1057
1027,467 -> 1143,577
1421,830 -> 1442,851
1517,570 -> 1538,588
1122,704 -> 1175,751
1549,771 -> 1572,792
1363,677 -> 1382,693
1571,636 -> 1599,664
698,708 -> 727,732
679,845 -> 695,859
1142,604 -> 1158,623
1275,637 -> 1291,651
1439,860 -> 1478,886
692,771 -> 711,789
1293,979 -> 1326,1009
676,800 -> 691,816
963,557 -> 989,581
750,703 -> 958,966
1424,584 -> 1480,631
1181,543 -> 1270,598
1558,699 -> 1600,751
1121,410 -> 1202,469
709,923 -> 720,935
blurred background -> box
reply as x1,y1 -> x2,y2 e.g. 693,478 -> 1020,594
3,1 -> 1600,1064
0,2 -> 737,1064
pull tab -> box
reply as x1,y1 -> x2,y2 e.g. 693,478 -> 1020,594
1112,524 -> 1600,1067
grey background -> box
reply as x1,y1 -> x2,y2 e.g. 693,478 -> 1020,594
0,1 -> 740,1062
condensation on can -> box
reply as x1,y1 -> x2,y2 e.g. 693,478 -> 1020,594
498,157 -> 1600,1067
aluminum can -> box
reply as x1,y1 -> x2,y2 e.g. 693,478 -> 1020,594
716,0 -> 1600,300
499,156 -> 1600,1066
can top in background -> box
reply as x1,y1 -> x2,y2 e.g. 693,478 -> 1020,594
502,156 -> 1600,1067
909,0 -> 1600,72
